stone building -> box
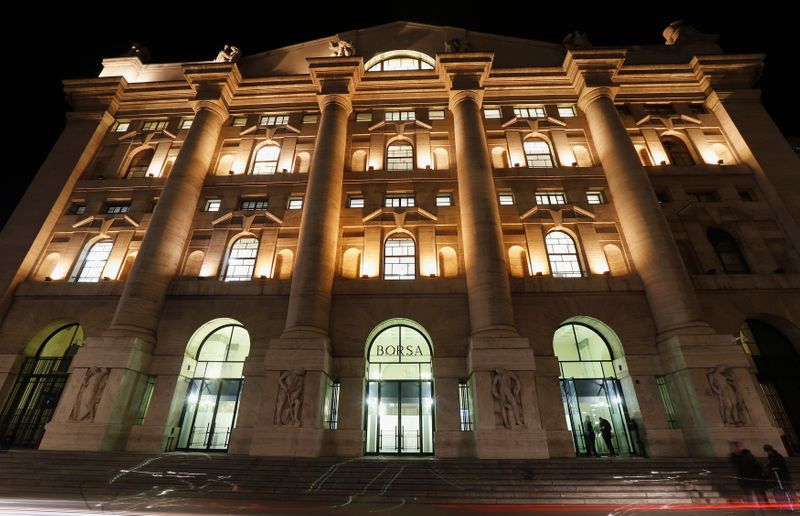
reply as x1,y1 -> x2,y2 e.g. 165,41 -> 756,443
0,21 -> 798,459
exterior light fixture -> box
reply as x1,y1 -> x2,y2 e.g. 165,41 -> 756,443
535,271 -> 543,276
228,170 -> 235,175
368,166 -> 375,171
717,159 -> 724,165
659,160 -> 667,166
44,277 -> 53,282
571,162 -> 578,167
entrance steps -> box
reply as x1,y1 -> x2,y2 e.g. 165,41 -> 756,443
0,451 -> 797,506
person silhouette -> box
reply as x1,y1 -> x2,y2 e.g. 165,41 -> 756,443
599,417 -> 616,456
584,416 -> 599,457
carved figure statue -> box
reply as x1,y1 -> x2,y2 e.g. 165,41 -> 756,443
70,367 -> 110,422
492,368 -> 524,428
444,38 -> 470,53
562,31 -> 592,49
707,365 -> 750,426
124,42 -> 150,63
328,38 -> 354,57
213,44 -> 240,63
663,20 -> 717,46
275,369 -> 305,426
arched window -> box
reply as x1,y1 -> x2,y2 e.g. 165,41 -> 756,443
251,145 -> 280,175
386,142 -> 414,171
365,50 -> 435,72
384,237 -> 416,280
176,321 -> 250,451
523,139 -> 554,168
554,323 -> 614,378
126,148 -> 154,178
223,237 -> 259,281
75,239 -> 113,282
545,231 -> 582,278
708,229 -> 750,274
662,136 -> 695,166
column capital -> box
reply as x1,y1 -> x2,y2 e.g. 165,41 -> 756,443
563,48 -> 626,99
576,86 -> 616,112
192,99 -> 230,121
437,52 -> 493,91
448,89 -> 484,111
183,61 -> 242,109
307,56 -> 363,96
690,54 -> 764,94
317,93 -> 353,115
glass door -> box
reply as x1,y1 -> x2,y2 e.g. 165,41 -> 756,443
365,380 -> 434,454
560,378 -> 632,456
177,378 -> 242,451
378,381 -> 399,453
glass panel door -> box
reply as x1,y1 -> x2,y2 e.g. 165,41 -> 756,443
603,379 -> 632,455
177,378 -> 243,451
399,381 -> 420,453
208,380 -> 242,450
560,378 -> 633,457
365,380 -> 434,454
420,381 -> 434,453
378,381 -> 399,453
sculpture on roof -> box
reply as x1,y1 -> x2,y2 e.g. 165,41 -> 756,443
562,31 -> 592,49
329,38 -> 355,57
444,38 -> 470,53
124,42 -> 150,63
663,21 -> 717,46
213,44 -> 240,63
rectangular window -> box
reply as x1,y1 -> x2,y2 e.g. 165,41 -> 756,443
232,116 -> 248,127
586,191 -> 604,205
656,375 -> 680,429
557,105 -> 576,117
643,103 -> 675,116
348,196 -> 365,208
514,106 -> 546,118
535,192 -> 567,205
113,121 -> 131,132
384,238 -> 416,280
738,190 -> 754,202
180,118 -> 194,129
70,204 -> 86,215
385,111 -> 415,121
105,204 -> 130,214
287,196 -> 304,210
436,194 -> 453,207
141,120 -> 167,131
204,199 -> 221,212
458,380 -> 474,432
322,377 -> 340,430
356,112 -> 373,122
134,376 -> 157,425
483,107 -> 502,119
688,103 -> 706,115
428,109 -> 445,120
303,113 -> 318,124
498,193 -> 515,206
384,195 -> 415,208
259,115 -> 289,126
688,190 -> 720,202
240,200 -> 268,211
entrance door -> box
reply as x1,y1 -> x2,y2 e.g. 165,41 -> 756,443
366,380 -> 433,454
561,378 -> 633,456
176,378 -> 242,451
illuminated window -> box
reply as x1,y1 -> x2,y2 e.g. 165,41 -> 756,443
251,145 -> 280,175
232,117 -> 248,127
181,118 -> 194,129
586,192 -> 604,205
483,108 -> 502,119
223,237 -> 259,281
287,196 -> 304,210
385,111 -> 415,122
113,121 -> 130,132
259,115 -> 289,126
302,113 -> 318,124
141,120 -> 167,131
384,237 -> 416,280
384,195 -> 415,208
240,200 -> 267,211
105,203 -> 130,214
365,50 -> 435,72
126,148 -> 154,178
546,231 -> 582,278
514,106 -> 546,118
436,194 -> 453,207
386,142 -> 414,171
708,229 -> 750,274
69,204 -> 86,215
356,112 -> 373,122
348,196 -> 365,208
536,192 -> 567,205
458,380 -> 474,432
557,105 -> 576,117
204,199 -> 221,212
429,110 -> 445,120
498,193 -> 515,206
523,139 -> 554,168
76,240 -> 113,282
661,137 -> 695,166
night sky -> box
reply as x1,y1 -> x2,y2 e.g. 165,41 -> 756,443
3,6 -> 793,229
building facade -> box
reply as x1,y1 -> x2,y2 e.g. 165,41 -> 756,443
0,22 -> 799,459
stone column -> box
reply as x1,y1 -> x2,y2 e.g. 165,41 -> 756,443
40,63 -> 239,451
566,49 -> 784,456
250,57 -> 361,457
441,55 -> 558,458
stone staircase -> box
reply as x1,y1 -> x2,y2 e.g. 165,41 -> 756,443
0,451 -> 797,507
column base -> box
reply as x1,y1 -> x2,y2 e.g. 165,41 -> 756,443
545,429 -> 577,458
250,426 -> 326,457
40,421 -> 130,451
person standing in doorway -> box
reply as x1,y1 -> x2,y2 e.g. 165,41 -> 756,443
584,416 -> 599,457
764,444 -> 795,508
599,417 -> 616,456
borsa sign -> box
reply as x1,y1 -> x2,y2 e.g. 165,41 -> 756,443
374,345 -> 426,357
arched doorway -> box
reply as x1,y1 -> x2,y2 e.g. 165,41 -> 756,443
364,319 -> 434,455
554,321 -> 634,456
175,321 -> 250,451
740,319 -> 800,455
0,322 -> 83,447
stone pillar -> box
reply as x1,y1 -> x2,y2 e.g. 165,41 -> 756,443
249,57 -> 361,457
441,54 -> 555,458
565,49 -> 784,456
40,63 -> 239,451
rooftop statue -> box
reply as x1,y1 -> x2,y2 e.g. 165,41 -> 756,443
329,38 -> 354,57
213,44 -> 240,63
562,30 -> 592,49
124,42 -> 150,63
